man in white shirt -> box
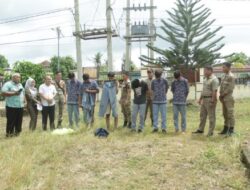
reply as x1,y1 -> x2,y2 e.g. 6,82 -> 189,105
39,75 -> 57,131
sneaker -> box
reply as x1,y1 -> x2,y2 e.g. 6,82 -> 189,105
152,128 -> 158,133
138,129 -> 143,133
175,129 -> 179,133
162,129 -> 167,134
192,130 -> 204,134
131,128 -> 136,132
206,133 -> 213,137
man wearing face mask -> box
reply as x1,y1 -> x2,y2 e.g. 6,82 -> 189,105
2,73 -> 25,137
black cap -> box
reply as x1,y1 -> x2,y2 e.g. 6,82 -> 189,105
107,72 -> 115,77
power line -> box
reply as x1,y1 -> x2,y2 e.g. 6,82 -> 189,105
0,8 -> 71,25
89,0 -> 101,27
0,36 -> 73,46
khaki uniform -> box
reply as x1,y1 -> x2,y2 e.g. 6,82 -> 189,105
120,80 -> 131,122
220,72 -> 235,129
145,78 -> 153,124
54,80 -> 66,127
198,74 -> 219,134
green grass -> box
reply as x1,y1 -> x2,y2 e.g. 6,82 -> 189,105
0,99 -> 250,190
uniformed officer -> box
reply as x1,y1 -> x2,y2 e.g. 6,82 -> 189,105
119,71 -> 132,128
193,65 -> 219,137
219,62 -> 235,136
54,71 -> 66,128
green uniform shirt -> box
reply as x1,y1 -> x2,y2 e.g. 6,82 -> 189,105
220,72 -> 235,101
120,80 -> 131,104
1,81 -> 25,108
201,74 -> 219,97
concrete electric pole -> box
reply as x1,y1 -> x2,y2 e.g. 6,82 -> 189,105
106,0 -> 113,72
149,0 -> 155,60
125,0 -> 131,71
74,0 -> 83,80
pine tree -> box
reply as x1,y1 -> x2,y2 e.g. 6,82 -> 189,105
141,0 -> 225,69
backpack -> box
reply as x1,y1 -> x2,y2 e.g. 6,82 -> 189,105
94,128 -> 109,138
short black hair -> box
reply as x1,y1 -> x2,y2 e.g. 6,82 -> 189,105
223,62 -> 232,68
107,72 -> 115,78
174,70 -> 181,79
68,72 -> 75,79
131,79 -> 140,89
155,69 -> 162,78
204,65 -> 213,72
82,73 -> 89,81
55,71 -> 62,75
122,71 -> 129,76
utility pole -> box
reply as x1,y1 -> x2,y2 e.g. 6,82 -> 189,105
74,0 -> 83,80
149,0 -> 155,60
52,27 -> 62,72
106,0 -> 113,71
125,0 -> 131,71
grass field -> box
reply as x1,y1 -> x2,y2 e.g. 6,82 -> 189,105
0,99 -> 250,190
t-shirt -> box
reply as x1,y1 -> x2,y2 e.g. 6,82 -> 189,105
39,84 -> 57,106
80,80 -> 99,104
1,81 -> 25,108
151,78 -> 169,103
133,81 -> 148,104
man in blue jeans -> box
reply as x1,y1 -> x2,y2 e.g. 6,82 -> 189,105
171,70 -> 189,133
151,70 -> 169,133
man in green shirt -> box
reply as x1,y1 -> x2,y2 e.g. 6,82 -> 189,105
1,73 -> 25,137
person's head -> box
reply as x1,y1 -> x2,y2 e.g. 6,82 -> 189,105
204,65 -> 213,78
82,73 -> 90,82
107,71 -> 115,80
25,78 -> 36,89
12,73 -> 21,84
44,75 -> 52,86
68,72 -> 75,80
132,79 -> 140,89
222,62 -> 232,74
147,68 -> 154,79
55,71 -> 62,81
122,71 -> 129,81
155,69 -> 162,79
174,70 -> 181,80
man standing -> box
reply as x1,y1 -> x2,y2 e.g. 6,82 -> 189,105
145,68 -> 154,126
171,70 -> 189,133
54,71 -> 66,128
79,73 -> 99,127
119,71 -> 131,128
99,72 -> 119,130
219,62 -> 235,136
193,66 -> 219,137
2,73 -> 25,137
39,75 -> 57,131
66,72 -> 81,128
151,69 -> 169,133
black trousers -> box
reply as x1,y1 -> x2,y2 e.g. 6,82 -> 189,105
42,105 -> 55,131
6,106 -> 24,136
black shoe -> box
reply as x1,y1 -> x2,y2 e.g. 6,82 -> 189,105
219,126 -> 228,135
123,121 -> 128,128
162,129 -> 167,134
152,128 -> 158,133
138,129 -> 142,133
227,127 -> 234,136
128,122 -> 132,129
192,130 -> 204,134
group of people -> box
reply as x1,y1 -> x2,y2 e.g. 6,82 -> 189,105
0,62 -> 235,138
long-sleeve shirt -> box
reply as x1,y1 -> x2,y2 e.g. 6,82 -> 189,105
171,77 -> 189,105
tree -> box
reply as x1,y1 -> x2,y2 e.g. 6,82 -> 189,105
226,52 -> 250,66
13,61 -> 46,86
0,54 -> 9,69
93,52 -> 103,79
141,0 -> 225,69
50,56 -> 76,79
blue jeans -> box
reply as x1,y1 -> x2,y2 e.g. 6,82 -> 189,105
173,104 -> 186,131
67,104 -> 79,127
131,103 -> 146,130
83,106 -> 95,125
153,103 -> 167,129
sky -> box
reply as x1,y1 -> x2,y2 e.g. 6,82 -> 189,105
1,0 -> 250,70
